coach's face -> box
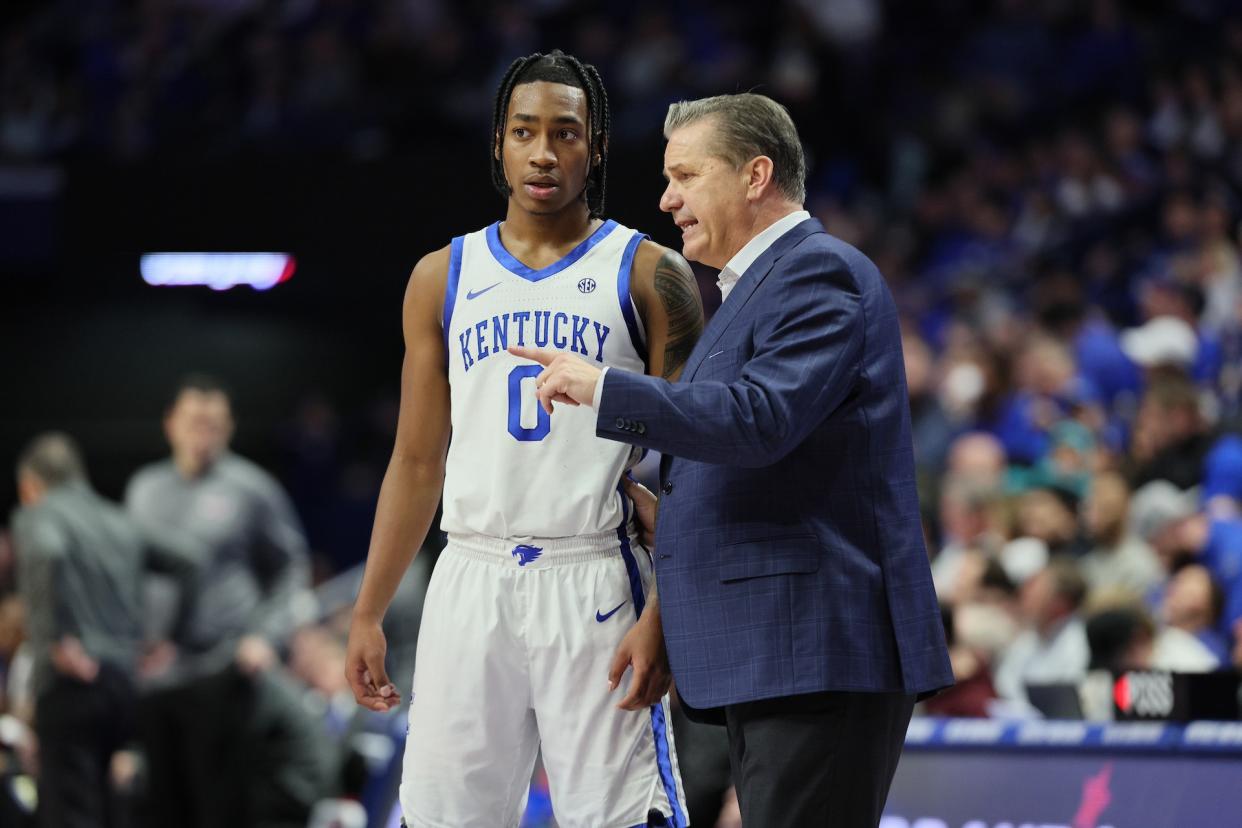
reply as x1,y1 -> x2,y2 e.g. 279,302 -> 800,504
497,81 -> 594,216
660,117 -> 752,269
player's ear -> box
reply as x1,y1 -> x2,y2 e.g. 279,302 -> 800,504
494,129 -> 504,161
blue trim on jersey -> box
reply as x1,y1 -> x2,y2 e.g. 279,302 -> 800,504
617,232 -> 648,360
442,235 -> 465,353
485,219 -> 618,283
615,494 -> 687,828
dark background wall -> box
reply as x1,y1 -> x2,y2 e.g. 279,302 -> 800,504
1,144 -> 693,510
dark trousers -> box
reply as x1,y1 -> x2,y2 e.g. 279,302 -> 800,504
138,666 -> 258,828
724,690 -> 915,828
35,664 -> 136,828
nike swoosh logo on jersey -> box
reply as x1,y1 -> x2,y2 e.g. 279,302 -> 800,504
595,601 -> 628,623
466,282 -> 502,300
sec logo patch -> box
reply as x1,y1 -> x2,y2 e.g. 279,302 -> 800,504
578,278 -> 597,294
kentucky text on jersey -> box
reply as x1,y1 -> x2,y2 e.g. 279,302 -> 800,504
458,309 -> 611,372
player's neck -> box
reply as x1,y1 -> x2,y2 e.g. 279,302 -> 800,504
501,201 -> 598,252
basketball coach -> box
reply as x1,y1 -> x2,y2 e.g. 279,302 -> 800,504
513,92 -> 953,828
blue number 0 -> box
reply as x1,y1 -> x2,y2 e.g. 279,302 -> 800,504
507,365 -> 551,441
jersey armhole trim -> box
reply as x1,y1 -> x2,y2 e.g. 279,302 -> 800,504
442,235 -> 466,355
617,232 -> 648,364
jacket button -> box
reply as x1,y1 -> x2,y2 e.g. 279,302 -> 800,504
615,417 -> 626,429
661,481 -> 673,495
636,422 -> 646,435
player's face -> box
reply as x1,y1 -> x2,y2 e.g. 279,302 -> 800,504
164,389 -> 233,473
660,117 -> 752,269
498,81 -> 593,216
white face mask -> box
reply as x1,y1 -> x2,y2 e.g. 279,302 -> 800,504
940,361 -> 985,419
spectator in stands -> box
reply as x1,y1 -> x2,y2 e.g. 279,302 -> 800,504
993,337 -> 1083,465
1014,486 -> 1085,558
1126,373 -> 1214,490
1080,471 -> 1163,596
932,473 -> 1005,601
1158,563 -> 1228,667
1086,604 -> 1154,674
904,326 -> 955,479
946,431 -> 1008,487
923,605 -> 1000,718
993,556 -> 1091,707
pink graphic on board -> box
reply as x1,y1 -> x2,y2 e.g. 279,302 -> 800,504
1072,762 -> 1114,828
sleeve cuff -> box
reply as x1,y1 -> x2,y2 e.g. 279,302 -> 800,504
591,366 -> 610,410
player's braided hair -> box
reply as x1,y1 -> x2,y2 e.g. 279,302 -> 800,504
490,50 -> 610,218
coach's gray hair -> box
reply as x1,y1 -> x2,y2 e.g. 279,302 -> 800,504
17,432 -> 87,487
664,93 -> 807,203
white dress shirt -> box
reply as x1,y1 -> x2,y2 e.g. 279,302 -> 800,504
592,209 -> 811,409
716,210 -> 811,303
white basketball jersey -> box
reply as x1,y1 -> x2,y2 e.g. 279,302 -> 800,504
439,219 -> 647,539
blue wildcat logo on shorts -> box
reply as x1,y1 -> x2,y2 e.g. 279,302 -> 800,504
511,545 -> 544,566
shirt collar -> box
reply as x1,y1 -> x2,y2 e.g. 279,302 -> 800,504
719,209 -> 811,284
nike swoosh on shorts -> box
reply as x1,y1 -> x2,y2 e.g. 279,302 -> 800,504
595,601 -> 628,622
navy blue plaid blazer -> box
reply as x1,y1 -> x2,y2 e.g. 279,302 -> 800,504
597,217 -> 952,717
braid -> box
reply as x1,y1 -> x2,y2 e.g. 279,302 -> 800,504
491,55 -> 535,201
558,54 -> 609,218
490,50 -> 611,218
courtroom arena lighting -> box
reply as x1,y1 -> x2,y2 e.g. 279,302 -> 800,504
140,252 -> 296,291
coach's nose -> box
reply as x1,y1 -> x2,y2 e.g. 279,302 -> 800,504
659,182 -> 681,213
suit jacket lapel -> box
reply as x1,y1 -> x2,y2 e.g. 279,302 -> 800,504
680,218 -> 825,382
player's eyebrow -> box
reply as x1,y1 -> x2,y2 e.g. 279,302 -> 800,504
511,113 -> 585,125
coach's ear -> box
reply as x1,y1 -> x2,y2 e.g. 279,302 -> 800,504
744,155 -> 776,203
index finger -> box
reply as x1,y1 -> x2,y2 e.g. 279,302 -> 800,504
508,345 -> 557,365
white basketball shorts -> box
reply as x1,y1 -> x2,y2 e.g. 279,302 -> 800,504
398,526 -> 688,828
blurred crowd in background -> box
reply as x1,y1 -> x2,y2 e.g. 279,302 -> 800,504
6,0 -> 1242,826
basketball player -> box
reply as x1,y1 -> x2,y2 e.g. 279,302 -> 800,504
344,51 -> 702,828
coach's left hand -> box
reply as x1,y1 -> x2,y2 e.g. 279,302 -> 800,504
508,346 -> 602,413
608,608 -> 671,710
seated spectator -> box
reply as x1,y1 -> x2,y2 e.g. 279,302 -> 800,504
931,474 -> 1005,601
1157,562 -> 1227,668
993,556 -> 1091,707
946,431 -> 1008,487
993,338 -> 1085,465
1079,471 -> 1163,596
1203,433 -> 1242,518
1128,479 -> 1201,577
923,605 -> 1000,718
1014,486 -> 1085,558
1126,372 -> 1214,490
1086,604 -> 1154,674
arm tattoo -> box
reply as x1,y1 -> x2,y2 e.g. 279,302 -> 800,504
654,251 -> 704,379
